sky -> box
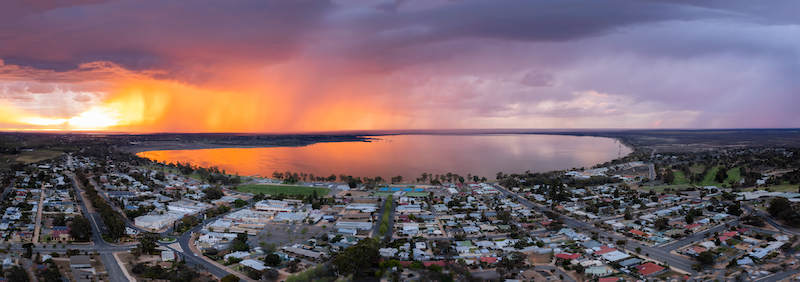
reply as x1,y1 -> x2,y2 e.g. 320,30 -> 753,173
0,0 -> 798,132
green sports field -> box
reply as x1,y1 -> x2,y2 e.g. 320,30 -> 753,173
234,184 -> 330,196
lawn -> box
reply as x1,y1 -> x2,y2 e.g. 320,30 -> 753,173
743,184 -> 800,193
673,171 -> 691,185
234,184 -> 329,196
697,166 -> 743,187
12,149 -> 65,164
641,184 -> 695,193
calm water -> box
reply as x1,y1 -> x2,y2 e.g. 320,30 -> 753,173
138,134 -> 631,181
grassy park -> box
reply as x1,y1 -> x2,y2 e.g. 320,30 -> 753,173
234,184 -> 330,196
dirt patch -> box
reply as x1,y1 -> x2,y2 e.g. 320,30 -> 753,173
528,252 -> 553,264
250,223 -> 328,248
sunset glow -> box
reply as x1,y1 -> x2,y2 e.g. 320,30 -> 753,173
0,0 -> 798,132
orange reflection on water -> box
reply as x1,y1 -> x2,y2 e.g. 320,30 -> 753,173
138,134 -> 632,180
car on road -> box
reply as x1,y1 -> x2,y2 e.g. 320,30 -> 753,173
194,253 -> 198,256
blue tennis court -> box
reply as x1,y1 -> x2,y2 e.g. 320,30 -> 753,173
390,188 -> 400,191
403,188 -> 413,192
414,188 -> 424,192
379,188 -> 390,191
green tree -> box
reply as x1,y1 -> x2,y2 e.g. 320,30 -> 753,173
232,199 -> 248,208
220,274 -> 240,282
654,218 -> 669,231
232,233 -> 250,252
635,247 -> 642,254
264,253 -> 281,267
495,251 -> 525,278
331,238 -> 379,277
698,251 -> 715,265
69,215 -> 93,242
138,232 -> 161,255
685,213 -> 695,224
768,198 -> 792,218
624,209 -> 632,220
8,265 -> 29,282
203,187 -> 225,201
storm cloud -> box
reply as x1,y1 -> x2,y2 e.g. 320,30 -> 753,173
0,0 -> 797,131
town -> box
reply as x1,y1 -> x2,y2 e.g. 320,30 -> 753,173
1,140 -> 800,282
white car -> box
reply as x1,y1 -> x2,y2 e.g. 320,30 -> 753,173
194,253 -> 198,256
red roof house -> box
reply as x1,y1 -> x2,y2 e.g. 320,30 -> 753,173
636,262 -> 666,277
594,246 -> 616,255
684,223 -> 701,230
555,253 -> 580,260
630,229 -> 646,236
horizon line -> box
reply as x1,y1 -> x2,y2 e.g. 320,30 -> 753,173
1,127 -> 799,136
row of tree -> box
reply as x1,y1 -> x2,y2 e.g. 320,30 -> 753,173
76,170 -> 127,241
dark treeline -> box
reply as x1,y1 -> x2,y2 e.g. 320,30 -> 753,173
75,170 -> 127,241
167,161 -> 241,185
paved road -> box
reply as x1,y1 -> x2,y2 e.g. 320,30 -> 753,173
1,179 -> 15,201
69,174 -> 130,282
492,183 -> 699,274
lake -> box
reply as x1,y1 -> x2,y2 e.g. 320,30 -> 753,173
137,134 -> 631,181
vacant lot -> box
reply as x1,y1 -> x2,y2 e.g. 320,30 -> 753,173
235,184 -> 330,196
250,223 -> 328,248
0,149 -> 65,169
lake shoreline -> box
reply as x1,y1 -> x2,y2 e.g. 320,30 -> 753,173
134,134 -> 634,180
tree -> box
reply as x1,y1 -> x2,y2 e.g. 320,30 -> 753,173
221,274 -> 240,282
624,209 -> 633,220
69,215 -> 93,242
495,251 -> 525,278
742,214 -> 765,227
22,243 -> 33,259
232,199 -> 248,208
7,265 -> 28,282
138,232 -> 161,255
331,238 -> 380,277
685,213 -> 695,224
768,197 -> 792,218
264,253 -> 281,267
654,218 -> 669,231
231,233 -> 250,252
727,259 -> 738,268
203,187 -> 225,201
727,202 -> 743,216
635,247 -> 642,254
698,251 -> 715,265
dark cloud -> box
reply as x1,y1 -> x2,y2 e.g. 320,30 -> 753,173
0,0 -> 334,83
520,70 -> 557,87
0,0 -> 797,129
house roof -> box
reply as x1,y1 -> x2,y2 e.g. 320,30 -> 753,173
594,246 -> 616,255
630,229 -> 645,236
598,278 -> 621,282
479,257 -> 498,264
636,262 -> 665,276
422,261 -> 446,267
684,223 -> 701,229
555,253 -> 580,260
